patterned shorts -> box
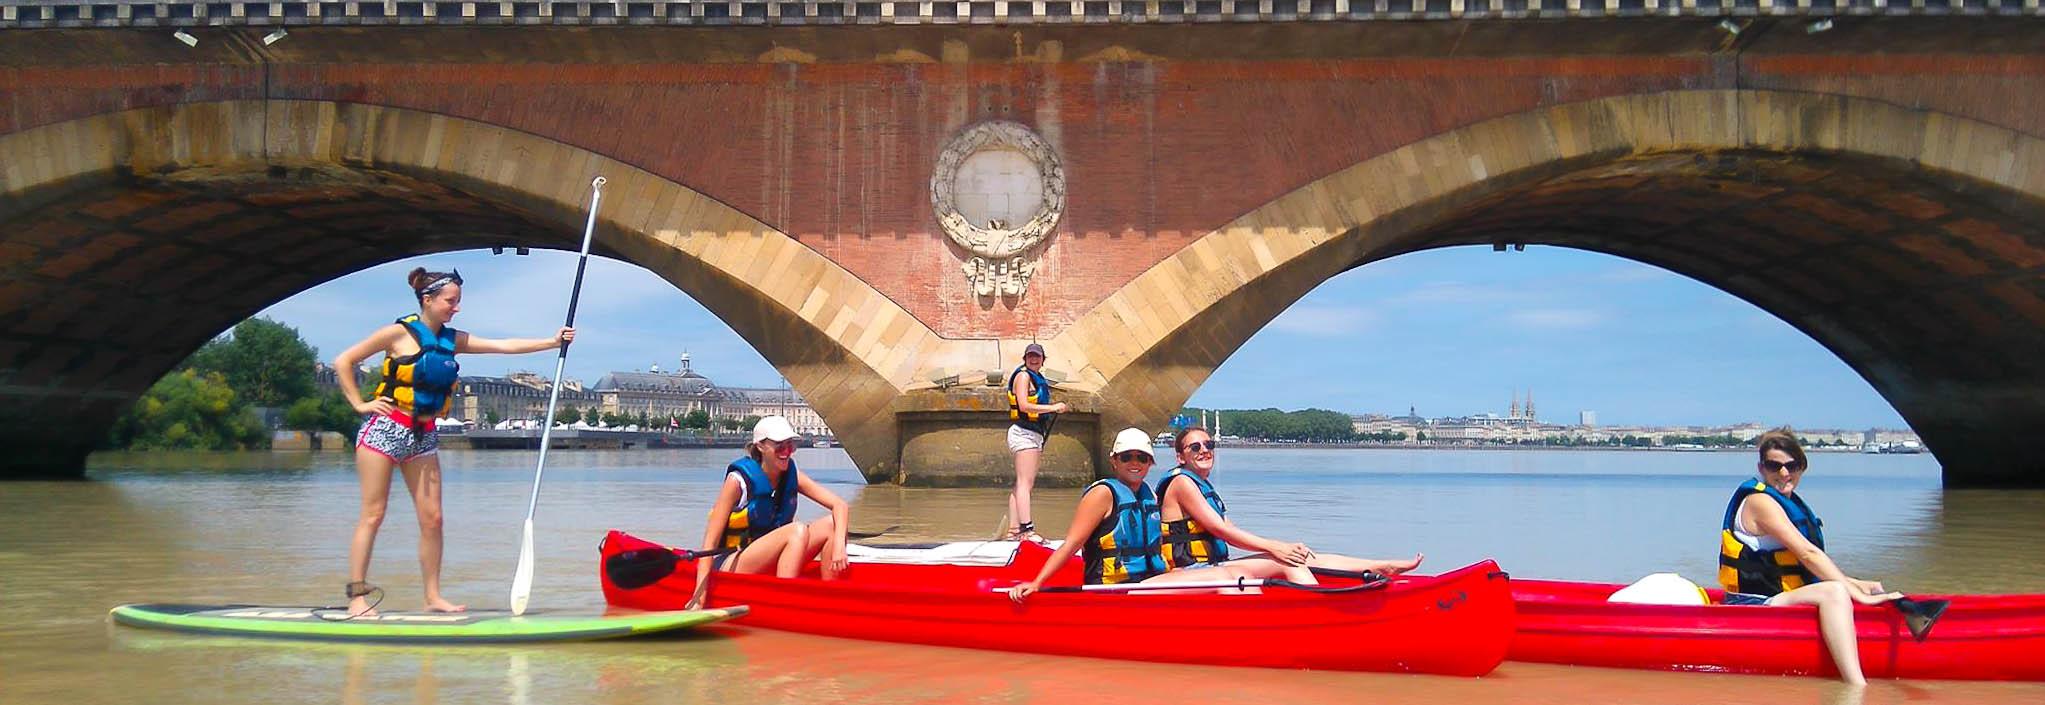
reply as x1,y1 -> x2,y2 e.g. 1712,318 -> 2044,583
356,413 -> 439,463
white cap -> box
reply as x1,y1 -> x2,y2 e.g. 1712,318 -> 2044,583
1110,427 -> 1153,457
751,415 -> 801,444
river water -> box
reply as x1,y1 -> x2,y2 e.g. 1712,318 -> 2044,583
4,447 -> 2042,704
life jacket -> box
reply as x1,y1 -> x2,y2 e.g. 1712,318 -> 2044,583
372,314 -> 460,429
1080,478 -> 1167,585
1007,365 -> 1053,434
1718,478 -> 1826,595
721,456 -> 801,552
1158,467 -> 1230,569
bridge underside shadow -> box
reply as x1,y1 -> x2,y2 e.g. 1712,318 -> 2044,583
0,166 -> 573,475
1112,148 -> 2045,487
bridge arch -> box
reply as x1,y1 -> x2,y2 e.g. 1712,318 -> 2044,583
0,100 -> 940,478
1057,89 -> 2045,486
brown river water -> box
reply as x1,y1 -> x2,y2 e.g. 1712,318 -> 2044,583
3,447 -> 2042,704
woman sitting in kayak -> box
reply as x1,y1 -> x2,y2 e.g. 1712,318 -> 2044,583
686,415 -> 851,609
1719,428 -> 1904,685
1160,427 -> 1423,577
1008,428 -> 1308,603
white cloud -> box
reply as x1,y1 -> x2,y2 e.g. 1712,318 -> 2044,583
1504,308 -> 1605,330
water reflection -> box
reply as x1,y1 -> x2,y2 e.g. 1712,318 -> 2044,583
2,448 -> 2038,705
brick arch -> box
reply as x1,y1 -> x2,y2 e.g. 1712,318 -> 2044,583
0,99 -> 938,478
1054,90 -> 2045,486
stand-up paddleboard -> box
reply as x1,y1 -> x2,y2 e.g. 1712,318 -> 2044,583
110,604 -> 746,644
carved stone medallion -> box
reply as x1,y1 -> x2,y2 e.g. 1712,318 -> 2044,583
930,121 -> 1066,298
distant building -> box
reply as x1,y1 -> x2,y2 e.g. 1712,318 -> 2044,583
590,354 -> 721,422
1579,410 -> 1596,428
449,372 -> 598,426
719,386 -> 829,437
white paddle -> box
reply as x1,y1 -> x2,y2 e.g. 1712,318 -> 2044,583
510,175 -> 606,616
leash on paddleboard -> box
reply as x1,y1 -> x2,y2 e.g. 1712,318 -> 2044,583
313,581 -> 386,621
510,175 -> 606,616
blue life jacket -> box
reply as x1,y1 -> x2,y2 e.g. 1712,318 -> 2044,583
1717,479 -> 1825,595
1158,467 -> 1230,568
722,456 -> 801,551
1081,478 -> 1167,585
372,314 -> 460,429
1007,365 -> 1054,433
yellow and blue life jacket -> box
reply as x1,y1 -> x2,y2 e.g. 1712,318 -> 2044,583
372,314 -> 460,428
721,456 -> 801,552
1158,467 -> 1230,569
1007,365 -> 1054,434
1080,479 -> 1167,585
1718,479 -> 1826,596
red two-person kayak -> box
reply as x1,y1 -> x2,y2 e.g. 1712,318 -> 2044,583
1512,579 -> 2045,680
600,530 -> 1515,676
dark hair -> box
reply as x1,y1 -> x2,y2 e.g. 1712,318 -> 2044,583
408,267 -> 463,302
1174,426 -> 1211,453
1755,427 -> 1808,470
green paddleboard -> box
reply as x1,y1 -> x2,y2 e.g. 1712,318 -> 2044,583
109,603 -> 746,644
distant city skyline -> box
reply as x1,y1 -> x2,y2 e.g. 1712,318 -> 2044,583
258,245 -> 1911,431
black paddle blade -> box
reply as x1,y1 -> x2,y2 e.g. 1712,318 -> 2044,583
604,548 -> 682,590
1895,598 -> 1950,642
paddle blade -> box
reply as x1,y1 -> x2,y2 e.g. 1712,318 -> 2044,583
509,519 -> 536,616
605,548 -> 685,590
1896,598 -> 1950,642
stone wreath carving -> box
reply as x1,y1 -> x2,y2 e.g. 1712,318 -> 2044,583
930,121 -> 1066,298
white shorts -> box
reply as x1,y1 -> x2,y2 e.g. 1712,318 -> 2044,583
1007,424 -> 1046,453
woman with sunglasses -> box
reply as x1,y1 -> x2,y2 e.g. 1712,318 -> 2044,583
1718,428 -> 1903,685
332,266 -> 575,616
685,415 -> 852,609
1159,427 -> 1423,577
1007,428 -> 1306,603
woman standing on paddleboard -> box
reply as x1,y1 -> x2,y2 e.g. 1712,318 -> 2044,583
332,267 -> 574,616
1718,428 -> 1904,685
685,415 -> 852,610
1005,343 -> 1067,544
1007,428 -> 1309,602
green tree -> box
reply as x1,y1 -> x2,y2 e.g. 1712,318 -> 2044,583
284,391 -> 369,443
484,410 -> 503,427
105,369 -> 267,450
554,405 -> 579,426
186,317 -> 319,408
583,407 -> 603,426
601,411 -> 624,427
684,410 -> 711,429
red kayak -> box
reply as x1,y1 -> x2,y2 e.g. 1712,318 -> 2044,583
600,530 -> 1514,676
1512,579 -> 2045,680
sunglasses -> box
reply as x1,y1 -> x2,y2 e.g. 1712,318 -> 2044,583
1114,451 -> 1154,464
1181,440 -> 1218,454
1761,459 -> 1805,473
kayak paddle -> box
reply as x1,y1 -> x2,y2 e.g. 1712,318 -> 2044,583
1894,596 -> 1951,641
996,574 -> 1390,595
509,175 -> 606,616
846,525 -> 901,541
603,547 -> 736,591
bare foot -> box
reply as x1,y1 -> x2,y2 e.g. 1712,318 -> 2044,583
347,596 -> 379,618
1380,553 -> 1425,576
424,597 -> 467,613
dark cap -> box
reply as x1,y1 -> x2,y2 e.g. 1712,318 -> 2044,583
1023,343 -> 1047,358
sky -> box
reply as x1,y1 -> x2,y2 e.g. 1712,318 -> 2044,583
257,245 -> 1910,431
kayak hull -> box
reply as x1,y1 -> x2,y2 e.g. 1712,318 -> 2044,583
110,603 -> 746,644
601,530 -> 1514,676
1511,579 -> 2045,680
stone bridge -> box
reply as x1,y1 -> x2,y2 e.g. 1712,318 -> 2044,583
3,5 -> 2043,485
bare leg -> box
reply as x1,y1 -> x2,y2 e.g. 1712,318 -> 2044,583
1010,447 -> 1041,537
802,515 -> 840,579
728,522 -> 807,576
398,453 -> 463,612
1771,581 -> 1869,685
1308,552 -> 1425,576
349,446 -> 396,616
